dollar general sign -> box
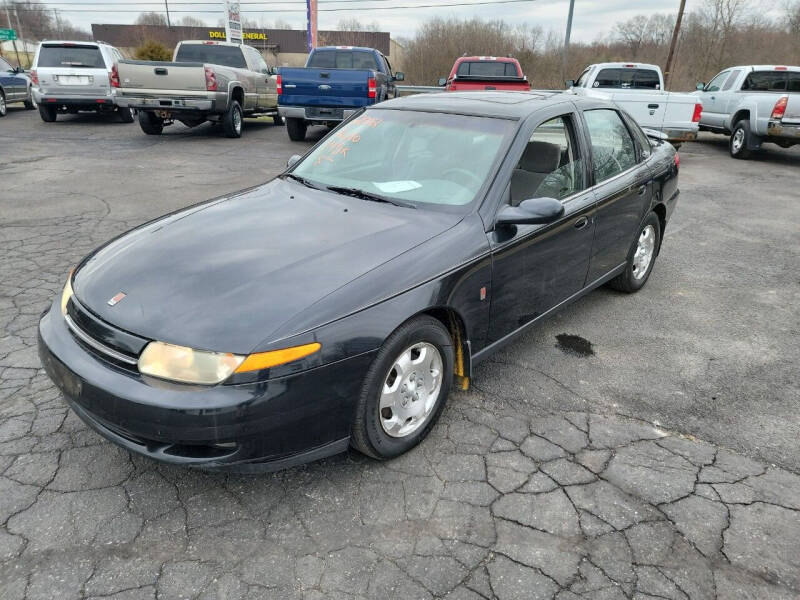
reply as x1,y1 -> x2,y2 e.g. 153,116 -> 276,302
208,30 -> 267,40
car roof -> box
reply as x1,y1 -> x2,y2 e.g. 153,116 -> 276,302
589,62 -> 661,71
735,65 -> 800,72
314,46 -> 377,52
456,56 -> 519,63
374,91 -> 608,119
39,40 -> 104,47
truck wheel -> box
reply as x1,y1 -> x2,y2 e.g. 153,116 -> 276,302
222,100 -> 243,138
730,120 -> 753,159
272,113 -> 284,126
138,111 -> 163,135
286,117 -> 307,141
38,104 -> 57,122
117,107 -> 135,123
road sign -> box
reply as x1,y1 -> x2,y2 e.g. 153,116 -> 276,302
0,28 -> 17,42
224,1 -> 242,44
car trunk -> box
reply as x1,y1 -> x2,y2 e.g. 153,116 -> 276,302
36,43 -> 109,98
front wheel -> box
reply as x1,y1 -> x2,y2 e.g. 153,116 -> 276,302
138,111 -> 163,135
38,104 -> 57,122
286,117 -> 307,141
351,316 -> 454,460
0,91 -> 6,117
730,120 -> 753,159
117,106 -> 135,123
608,212 -> 661,293
222,100 -> 243,138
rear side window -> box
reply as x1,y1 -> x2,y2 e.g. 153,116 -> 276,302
584,109 -> 637,183
722,69 -> 742,91
594,68 -> 661,89
307,50 -> 378,70
37,45 -> 105,69
175,44 -> 246,69
742,71 -> 789,91
456,61 -> 519,77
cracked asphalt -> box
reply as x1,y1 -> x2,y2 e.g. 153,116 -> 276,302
1,107 -> 799,599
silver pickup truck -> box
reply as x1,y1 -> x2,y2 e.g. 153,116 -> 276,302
114,40 -> 280,138
694,65 -> 800,159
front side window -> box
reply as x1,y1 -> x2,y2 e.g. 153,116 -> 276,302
575,68 -> 591,87
584,109 -> 637,183
722,69 -> 742,91
0,57 -> 13,72
510,115 -> 586,205
705,71 -> 730,92
291,110 -> 515,209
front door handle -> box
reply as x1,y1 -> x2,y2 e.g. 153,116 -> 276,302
574,216 -> 589,230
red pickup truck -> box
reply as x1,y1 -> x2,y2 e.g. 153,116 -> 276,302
439,56 -> 531,91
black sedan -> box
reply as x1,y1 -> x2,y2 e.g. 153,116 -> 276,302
38,91 -> 680,471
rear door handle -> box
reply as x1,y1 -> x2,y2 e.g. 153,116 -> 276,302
574,216 -> 589,230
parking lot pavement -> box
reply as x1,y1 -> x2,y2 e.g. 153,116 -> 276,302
1,108 -> 799,599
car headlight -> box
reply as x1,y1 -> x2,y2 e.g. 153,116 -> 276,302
60,269 -> 74,316
138,341 -> 321,385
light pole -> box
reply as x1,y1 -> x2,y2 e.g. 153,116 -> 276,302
562,0 -> 575,84
664,0 -> 687,89
165,0 -> 172,27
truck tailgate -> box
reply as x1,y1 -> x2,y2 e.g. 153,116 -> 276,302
660,91 -> 701,131
279,67 -> 373,108
117,60 -> 207,93
579,88 -> 697,133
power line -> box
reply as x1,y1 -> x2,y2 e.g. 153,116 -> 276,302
10,0 -> 536,11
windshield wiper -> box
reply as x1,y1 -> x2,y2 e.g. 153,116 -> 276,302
282,173 -> 324,190
324,186 -> 416,209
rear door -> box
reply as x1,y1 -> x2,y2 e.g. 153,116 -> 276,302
582,107 -> 653,281
35,43 -> 110,98
0,57 -> 24,100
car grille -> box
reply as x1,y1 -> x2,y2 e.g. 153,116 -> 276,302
65,298 -> 148,371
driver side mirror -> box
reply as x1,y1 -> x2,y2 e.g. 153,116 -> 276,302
565,79 -> 575,88
287,154 -> 302,168
438,77 -> 447,87
495,197 -> 565,227
696,82 -> 705,91
394,72 -> 404,81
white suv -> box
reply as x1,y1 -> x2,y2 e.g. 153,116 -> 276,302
30,40 -> 135,123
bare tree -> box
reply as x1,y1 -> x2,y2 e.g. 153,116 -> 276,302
135,12 -> 168,26
614,15 -> 649,58
272,19 -> 292,30
336,18 -> 380,31
787,0 -> 800,34
179,16 -> 206,28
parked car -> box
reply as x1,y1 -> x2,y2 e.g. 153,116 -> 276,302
0,56 -> 36,116
693,65 -> 800,158
38,91 -> 679,471
438,56 -> 531,91
30,40 -> 135,123
115,40 -> 281,138
568,62 -> 702,145
278,46 -> 403,141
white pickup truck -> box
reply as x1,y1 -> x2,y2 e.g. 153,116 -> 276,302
693,65 -> 800,159
567,62 -> 702,145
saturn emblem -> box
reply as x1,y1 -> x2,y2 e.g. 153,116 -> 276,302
107,292 -> 127,306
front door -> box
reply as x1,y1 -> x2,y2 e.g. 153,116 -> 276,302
698,70 -> 731,129
582,108 -> 653,282
488,108 -> 596,342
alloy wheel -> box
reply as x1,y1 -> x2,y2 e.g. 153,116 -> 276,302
632,224 -> 656,280
732,128 -> 745,153
379,342 -> 443,438
0,94 -> 6,116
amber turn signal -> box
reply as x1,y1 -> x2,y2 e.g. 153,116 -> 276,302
235,342 -> 321,372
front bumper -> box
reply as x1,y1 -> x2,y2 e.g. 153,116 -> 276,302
278,105 -> 359,122
38,303 -> 375,471
767,120 -> 800,140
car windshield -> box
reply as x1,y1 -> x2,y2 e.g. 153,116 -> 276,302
290,110 -> 516,209
38,45 -> 104,68
175,44 -> 246,69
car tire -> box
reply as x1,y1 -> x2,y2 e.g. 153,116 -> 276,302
138,111 -> 163,135
222,100 -> 243,138
118,107 -> 135,123
608,211 -> 661,293
730,120 -> 753,159
38,104 -> 57,122
272,113 -> 284,126
351,315 -> 454,460
286,117 -> 307,141
24,88 -> 36,110
0,90 -> 6,117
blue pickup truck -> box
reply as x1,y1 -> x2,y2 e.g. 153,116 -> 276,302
277,46 -> 404,141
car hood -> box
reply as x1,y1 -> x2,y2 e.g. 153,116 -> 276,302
73,179 -> 462,354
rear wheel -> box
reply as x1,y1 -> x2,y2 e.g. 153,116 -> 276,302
608,212 -> 661,293
730,120 -> 753,159
0,91 -> 6,117
286,117 -> 307,141
222,100 -> 243,138
351,316 -> 453,460
38,103 -> 57,122
117,106 -> 135,123
138,111 -> 163,135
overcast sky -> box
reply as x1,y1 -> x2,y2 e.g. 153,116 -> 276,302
58,0 -> 783,41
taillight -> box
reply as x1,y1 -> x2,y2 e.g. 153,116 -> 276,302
30,69 -> 38,85
674,152 -> 680,170
276,74 -> 282,95
692,103 -> 702,123
367,77 -> 376,99
205,66 -> 217,92
771,96 -> 788,120
109,64 -> 120,88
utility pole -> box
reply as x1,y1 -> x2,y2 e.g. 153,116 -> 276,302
562,0 -> 575,84
664,0 -> 687,89
165,0 -> 172,27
